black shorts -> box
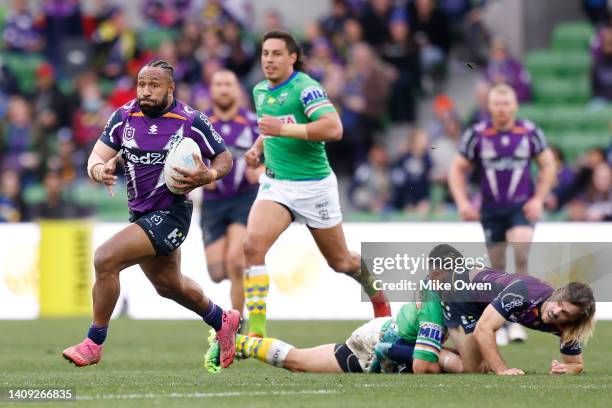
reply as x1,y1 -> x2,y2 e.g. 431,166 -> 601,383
334,343 -> 363,373
200,190 -> 257,245
441,301 -> 486,334
480,204 -> 533,245
131,199 -> 193,256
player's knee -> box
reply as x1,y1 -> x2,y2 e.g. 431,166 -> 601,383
327,258 -> 351,274
93,247 -> 116,275
224,259 -> 244,280
243,236 -> 266,264
207,263 -> 226,283
153,281 -> 179,299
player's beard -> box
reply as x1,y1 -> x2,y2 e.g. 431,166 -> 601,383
139,93 -> 169,118
214,97 -> 236,112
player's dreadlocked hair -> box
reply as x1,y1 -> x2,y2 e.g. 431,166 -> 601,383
262,30 -> 304,71
550,282 -> 596,345
145,59 -> 175,81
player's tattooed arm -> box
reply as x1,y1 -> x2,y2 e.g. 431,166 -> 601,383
473,305 -> 525,375
208,150 -> 233,182
172,150 -> 233,192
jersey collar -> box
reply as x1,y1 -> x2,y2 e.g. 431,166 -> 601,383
267,71 -> 298,91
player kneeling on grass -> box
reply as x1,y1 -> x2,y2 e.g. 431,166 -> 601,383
204,291 -> 462,374
427,244 -> 596,375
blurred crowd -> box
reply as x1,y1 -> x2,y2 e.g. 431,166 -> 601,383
0,0 -> 610,223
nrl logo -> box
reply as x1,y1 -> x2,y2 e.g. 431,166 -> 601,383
256,94 -> 265,107
123,125 -> 135,141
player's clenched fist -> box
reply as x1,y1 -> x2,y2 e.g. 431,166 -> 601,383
93,154 -> 121,196
245,146 -> 262,168
258,115 -> 282,136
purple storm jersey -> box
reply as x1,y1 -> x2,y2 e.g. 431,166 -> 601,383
203,108 -> 259,200
462,269 -> 582,355
459,119 -> 548,208
98,99 -> 227,214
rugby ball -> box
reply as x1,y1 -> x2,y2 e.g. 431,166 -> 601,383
164,137 -> 202,194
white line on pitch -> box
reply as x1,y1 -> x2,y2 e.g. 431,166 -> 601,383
77,390 -> 335,400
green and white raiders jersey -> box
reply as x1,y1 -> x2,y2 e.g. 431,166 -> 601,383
252,71 -> 337,180
382,291 -> 446,363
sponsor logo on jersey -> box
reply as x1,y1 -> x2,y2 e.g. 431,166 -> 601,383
500,292 -> 524,312
123,148 -> 167,165
418,322 -> 444,342
267,96 -> 276,105
148,125 -> 158,134
300,86 -> 327,106
183,104 -> 194,115
199,113 -> 223,144
276,114 -> 297,124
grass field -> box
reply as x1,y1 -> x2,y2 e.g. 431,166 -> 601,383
1,319 -> 611,407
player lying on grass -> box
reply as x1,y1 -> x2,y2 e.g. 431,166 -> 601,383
204,291 -> 463,374
427,244 -> 596,375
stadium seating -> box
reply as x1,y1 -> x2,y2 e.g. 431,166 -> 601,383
552,22 -> 594,52
0,51 -> 44,95
522,22 -> 610,163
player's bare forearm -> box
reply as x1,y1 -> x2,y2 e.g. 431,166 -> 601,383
303,112 -> 342,141
448,155 -> 472,206
550,354 -> 584,375
253,135 -> 264,152
534,148 -> 556,200
412,359 -> 441,374
209,150 -> 233,181
88,141 -> 119,181
474,306 -> 515,374
473,325 -> 507,374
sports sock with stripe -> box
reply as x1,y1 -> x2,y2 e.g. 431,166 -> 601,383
236,334 -> 294,367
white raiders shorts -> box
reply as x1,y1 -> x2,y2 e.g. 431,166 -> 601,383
345,317 -> 392,372
256,172 -> 343,229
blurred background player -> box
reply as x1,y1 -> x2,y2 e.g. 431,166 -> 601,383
242,30 -> 391,337
205,291 -> 462,375
200,69 -> 260,315
448,84 -> 556,345
62,60 -> 240,368
427,244 -> 596,375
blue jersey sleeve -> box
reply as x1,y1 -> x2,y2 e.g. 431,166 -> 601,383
560,339 -> 582,356
190,111 -> 227,160
490,280 -> 530,320
458,128 -> 478,161
99,109 -> 123,151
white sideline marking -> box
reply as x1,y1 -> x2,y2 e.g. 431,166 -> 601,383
77,390 -> 335,400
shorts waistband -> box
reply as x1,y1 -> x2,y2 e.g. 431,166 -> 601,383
265,167 -> 328,181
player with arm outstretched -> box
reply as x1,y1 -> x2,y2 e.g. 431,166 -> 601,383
204,291 -> 462,374
427,244 -> 596,375
242,30 -> 390,338
62,60 -> 241,369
